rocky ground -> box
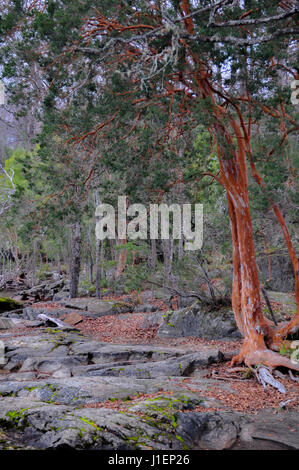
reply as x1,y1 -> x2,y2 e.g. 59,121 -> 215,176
0,292 -> 298,451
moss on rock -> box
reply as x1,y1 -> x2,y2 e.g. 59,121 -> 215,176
0,298 -> 23,314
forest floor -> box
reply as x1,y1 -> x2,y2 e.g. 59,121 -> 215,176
17,290 -> 299,415
0,287 -> 298,450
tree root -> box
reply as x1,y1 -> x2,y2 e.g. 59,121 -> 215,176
254,366 -> 286,393
231,346 -> 299,373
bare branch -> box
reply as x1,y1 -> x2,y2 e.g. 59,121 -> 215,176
183,27 -> 299,46
209,5 -> 299,28
146,279 -> 206,303
0,163 -> 16,216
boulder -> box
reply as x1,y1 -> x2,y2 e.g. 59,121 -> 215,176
64,298 -> 135,316
176,412 -> 239,450
134,303 -> 158,313
19,280 -> 65,301
52,291 -> 70,301
59,312 -> 83,326
157,302 -> 242,339
257,254 -> 294,292
0,297 -> 23,314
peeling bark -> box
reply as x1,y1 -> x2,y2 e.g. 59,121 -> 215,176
187,53 -> 299,371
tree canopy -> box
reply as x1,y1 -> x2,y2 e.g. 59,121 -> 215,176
0,0 -> 299,372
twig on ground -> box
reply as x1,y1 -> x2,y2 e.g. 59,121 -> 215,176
289,370 -> 299,383
278,398 -> 296,409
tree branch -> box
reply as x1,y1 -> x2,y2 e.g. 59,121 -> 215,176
146,279 -> 206,303
209,5 -> 299,28
0,163 -> 15,216
184,28 -> 299,46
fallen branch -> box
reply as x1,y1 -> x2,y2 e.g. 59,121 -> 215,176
273,370 -> 286,380
289,370 -> 299,383
37,314 -> 68,328
279,398 -> 296,409
252,365 -> 286,394
210,370 -> 250,382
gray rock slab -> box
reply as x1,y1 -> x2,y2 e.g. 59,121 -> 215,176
250,409 -> 299,450
0,318 -> 27,329
19,356 -> 86,373
70,341 -> 189,363
0,376 -> 168,405
2,394 -> 298,451
63,298 -> 117,316
158,303 -> 242,339
0,396 -> 187,450
84,350 -> 224,379
1,319 -> 297,451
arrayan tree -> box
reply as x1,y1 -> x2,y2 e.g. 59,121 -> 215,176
60,0 -> 299,371
1,1 -> 299,370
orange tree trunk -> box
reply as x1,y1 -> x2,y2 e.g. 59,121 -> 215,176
215,123 -> 299,371
177,2 -> 299,370
186,47 -> 299,370
246,154 -> 299,350
218,139 -> 270,360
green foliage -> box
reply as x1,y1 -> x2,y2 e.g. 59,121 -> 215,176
279,340 -> 291,358
3,149 -> 29,190
0,0 -> 298,309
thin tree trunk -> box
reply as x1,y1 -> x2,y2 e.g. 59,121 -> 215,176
150,239 -> 156,270
178,166 -> 184,261
178,235 -> 183,262
1,252 -> 3,275
115,196 -> 129,278
70,220 -> 82,298
162,238 -> 174,286
57,254 -> 61,276
87,225 -> 94,283
116,238 -> 127,278
89,260 -> 93,283
95,238 -> 101,299
94,190 -> 101,299
196,252 -> 217,304
32,239 -> 37,287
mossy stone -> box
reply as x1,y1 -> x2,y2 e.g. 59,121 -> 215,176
0,298 -> 23,314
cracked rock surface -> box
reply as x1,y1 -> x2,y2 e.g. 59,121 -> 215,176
0,324 -> 298,450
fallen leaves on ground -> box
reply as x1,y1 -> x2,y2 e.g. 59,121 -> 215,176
2,292 -> 298,414
76,313 -> 241,355
181,362 -> 299,413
